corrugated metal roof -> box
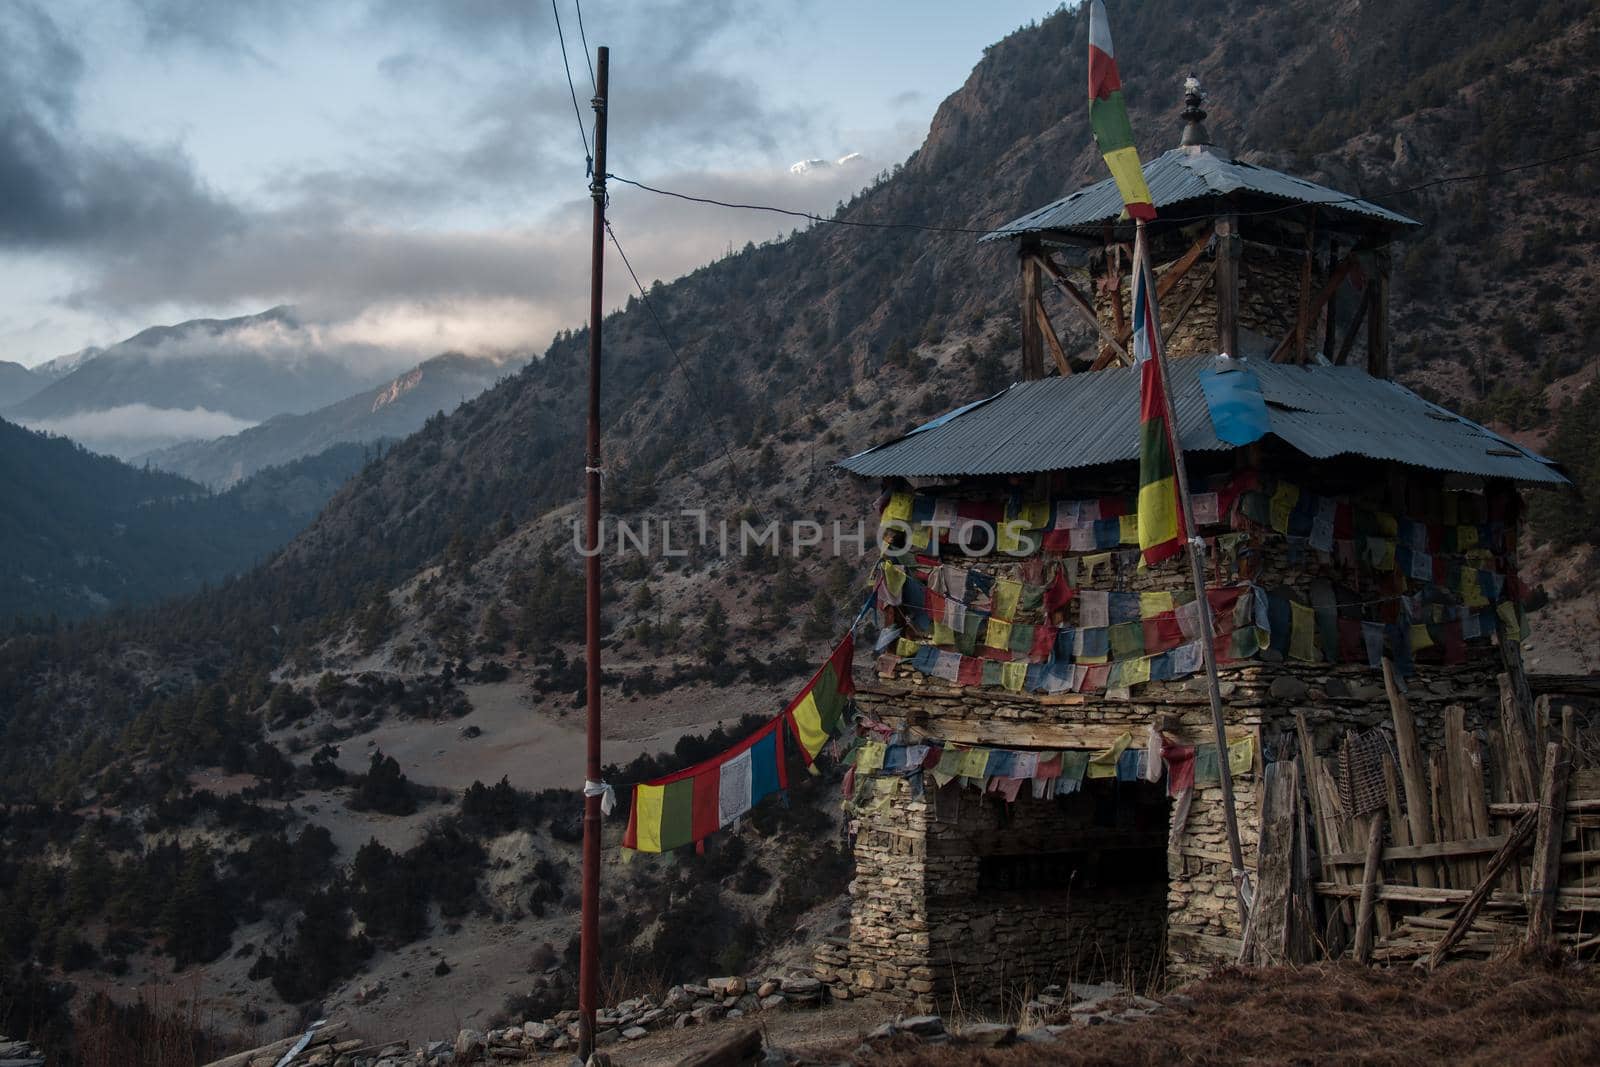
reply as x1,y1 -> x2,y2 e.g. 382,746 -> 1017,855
981,146 -> 1418,243
836,359 -> 1566,487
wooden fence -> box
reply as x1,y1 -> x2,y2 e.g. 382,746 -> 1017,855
1245,662 -> 1599,967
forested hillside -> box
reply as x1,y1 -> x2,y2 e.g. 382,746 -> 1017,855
0,419 -> 369,621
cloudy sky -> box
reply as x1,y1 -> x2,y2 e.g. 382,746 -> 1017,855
1,0 -> 1057,370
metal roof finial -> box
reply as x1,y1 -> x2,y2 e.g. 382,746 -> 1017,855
1181,73 -> 1212,148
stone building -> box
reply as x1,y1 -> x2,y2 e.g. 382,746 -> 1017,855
817,86 -> 1569,1012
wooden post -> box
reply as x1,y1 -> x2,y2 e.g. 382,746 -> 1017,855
1322,243 -> 1339,362
1354,811 -> 1386,964
1366,249 -> 1390,377
1215,214 -> 1239,356
1020,244 -> 1044,381
1527,741 -> 1572,951
1251,759 -> 1299,964
1382,657 -> 1437,887
1499,674 -> 1539,804
1295,210 -> 1315,364
1035,301 -> 1072,376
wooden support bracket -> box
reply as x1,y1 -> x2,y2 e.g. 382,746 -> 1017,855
1034,253 -> 1129,366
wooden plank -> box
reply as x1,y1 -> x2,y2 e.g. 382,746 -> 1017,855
1450,707 -> 1492,886
1327,835 -> 1511,865
1528,741 -> 1573,950
1034,299 -> 1072,377
1294,712 -> 1341,945
1383,751 -> 1415,885
1425,810 -> 1538,970
1317,880 -> 1600,913
1489,799 -> 1600,816
1429,747 -> 1458,888
1315,755 -> 1357,925
920,719 -> 1153,750
1498,674 -> 1538,804
1383,657 -> 1437,887
1251,759 -> 1299,965
1354,811 -> 1386,963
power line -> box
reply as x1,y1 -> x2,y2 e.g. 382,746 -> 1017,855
573,0 -> 597,91
607,174 -> 996,235
550,0 -> 592,174
604,220 -> 747,488
608,140 -> 1600,236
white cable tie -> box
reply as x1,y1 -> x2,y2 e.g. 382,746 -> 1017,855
583,779 -> 616,816
1188,535 -> 1208,551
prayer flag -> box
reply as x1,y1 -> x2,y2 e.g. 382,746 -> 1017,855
624,715 -> 787,853
1087,0 -> 1155,220
1132,231 -> 1185,565
786,634 -> 857,765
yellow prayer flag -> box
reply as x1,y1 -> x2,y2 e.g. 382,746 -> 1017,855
1457,524 -> 1478,551
932,621 -> 956,646
789,691 -> 829,759
1289,601 -> 1318,662
909,524 -> 932,550
882,491 -> 913,526
884,563 -> 907,599
1139,591 -> 1174,617
1269,483 -> 1299,533
1086,731 -> 1132,778
984,618 -> 1013,650
1373,511 -> 1398,537
992,579 -> 1022,621
856,740 -> 887,775
634,783 -> 665,853
895,637 -> 919,658
1000,661 -> 1028,692
1119,513 -> 1139,545
1497,601 -> 1522,643
957,747 -> 992,779
1227,735 -> 1254,777
1122,656 -> 1151,686
1410,623 -> 1435,651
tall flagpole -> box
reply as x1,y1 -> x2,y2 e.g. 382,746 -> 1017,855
1135,218 -> 1250,929
578,45 -> 609,1061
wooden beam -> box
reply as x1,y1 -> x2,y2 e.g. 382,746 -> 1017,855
1354,811 -> 1386,964
1367,250 -> 1390,377
1215,215 -> 1239,357
1328,835 -> 1512,866
1034,254 -> 1129,365
1383,657 -> 1438,887
1528,741 -> 1573,950
1162,262 -> 1218,350
1529,673 -> 1600,697
675,1027 -> 763,1067
1322,243 -> 1340,363
1295,211 -> 1316,364
1491,799 -> 1600,816
1334,286 -> 1373,366
1034,299 -> 1072,376
1424,810 -> 1539,970
1019,247 -> 1045,381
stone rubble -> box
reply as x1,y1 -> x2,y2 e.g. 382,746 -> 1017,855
204,969 -> 840,1066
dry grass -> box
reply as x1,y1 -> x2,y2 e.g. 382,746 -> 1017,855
810,955 -> 1600,1066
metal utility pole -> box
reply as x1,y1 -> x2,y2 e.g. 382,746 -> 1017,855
578,44 -> 609,1061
